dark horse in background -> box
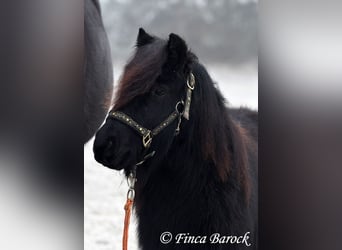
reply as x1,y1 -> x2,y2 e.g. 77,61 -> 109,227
85,0 -> 113,143
94,29 -> 258,249
1,0 -> 112,194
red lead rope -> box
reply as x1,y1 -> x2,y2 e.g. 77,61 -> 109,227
123,171 -> 136,250
123,198 -> 134,250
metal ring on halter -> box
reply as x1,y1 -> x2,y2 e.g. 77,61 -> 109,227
187,73 -> 195,90
175,100 -> 185,115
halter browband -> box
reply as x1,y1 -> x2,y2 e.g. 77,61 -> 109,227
109,72 -> 195,149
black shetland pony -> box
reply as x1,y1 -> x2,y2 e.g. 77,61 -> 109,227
94,29 -> 258,250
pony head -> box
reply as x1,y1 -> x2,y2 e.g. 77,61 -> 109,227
93,28 -> 195,171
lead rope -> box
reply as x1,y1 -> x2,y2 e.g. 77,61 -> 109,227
123,169 -> 136,250
123,199 -> 133,250
122,150 -> 155,250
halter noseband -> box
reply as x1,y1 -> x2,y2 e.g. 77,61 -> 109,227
109,72 -> 195,150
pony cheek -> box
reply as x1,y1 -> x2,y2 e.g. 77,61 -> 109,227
150,131 -> 175,159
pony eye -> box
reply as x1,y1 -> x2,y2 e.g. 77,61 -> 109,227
153,86 -> 167,96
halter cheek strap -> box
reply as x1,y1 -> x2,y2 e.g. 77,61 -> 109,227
183,72 -> 195,120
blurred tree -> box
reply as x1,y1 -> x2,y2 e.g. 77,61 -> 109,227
100,0 -> 257,65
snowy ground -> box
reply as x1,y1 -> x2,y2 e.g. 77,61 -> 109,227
84,64 -> 257,250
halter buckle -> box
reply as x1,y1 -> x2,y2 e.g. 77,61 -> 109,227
142,131 -> 152,148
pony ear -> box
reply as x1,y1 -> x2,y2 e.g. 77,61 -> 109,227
167,33 -> 188,71
136,28 -> 154,47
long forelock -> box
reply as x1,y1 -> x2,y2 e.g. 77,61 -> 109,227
113,39 -> 167,110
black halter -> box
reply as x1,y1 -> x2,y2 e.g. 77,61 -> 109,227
109,72 -> 195,200
109,72 -> 195,150
110,101 -> 184,149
